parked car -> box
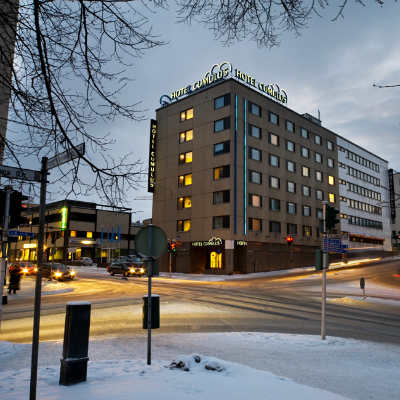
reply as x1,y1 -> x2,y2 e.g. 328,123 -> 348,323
107,262 -> 145,277
9,262 -> 37,275
80,257 -> 93,266
42,263 -> 75,281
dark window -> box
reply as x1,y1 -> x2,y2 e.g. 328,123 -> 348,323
214,117 -> 231,132
287,202 -> 296,214
269,198 -> 280,211
286,160 -> 296,173
269,154 -> 280,167
213,190 -> 230,204
214,141 -> 230,156
301,146 -> 310,158
286,120 -> 295,132
316,189 -> 324,200
287,181 -> 296,193
249,124 -> 261,139
249,147 -> 262,161
301,128 -> 309,139
287,223 -> 297,235
269,111 -> 279,125
214,94 -> 231,109
269,221 -> 281,234
327,158 -> 334,168
302,185 -> 311,197
315,152 -> 322,163
286,140 -> 295,152
327,140 -> 334,151
214,165 -> 230,180
249,170 -> 262,184
302,205 -> 311,217
249,102 -> 261,117
249,218 -> 262,231
314,134 -> 322,145
213,215 -> 230,229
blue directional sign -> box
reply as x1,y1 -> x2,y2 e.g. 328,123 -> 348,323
8,230 -> 35,237
323,238 -> 341,244
323,244 -> 348,254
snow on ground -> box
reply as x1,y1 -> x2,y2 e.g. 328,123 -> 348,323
1,332 -> 400,400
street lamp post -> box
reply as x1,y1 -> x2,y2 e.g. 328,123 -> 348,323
152,182 -> 172,277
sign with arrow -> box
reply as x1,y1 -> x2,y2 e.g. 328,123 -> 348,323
8,230 -> 35,237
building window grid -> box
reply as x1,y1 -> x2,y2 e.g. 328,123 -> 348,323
348,182 -> 381,201
286,140 -> 295,152
348,216 -> 383,230
213,215 -> 230,229
347,198 -> 382,215
214,93 -> 231,109
287,181 -> 296,193
345,149 -> 380,172
249,194 -> 262,207
347,166 -> 380,186
214,165 -> 230,180
214,116 -> 231,132
286,160 -> 296,173
269,154 -> 279,167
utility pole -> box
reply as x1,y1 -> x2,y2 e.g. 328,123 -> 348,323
321,201 -> 328,340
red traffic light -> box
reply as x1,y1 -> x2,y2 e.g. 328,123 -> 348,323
171,242 -> 176,252
286,236 -> 294,243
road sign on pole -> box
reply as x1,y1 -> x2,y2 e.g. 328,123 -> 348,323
48,143 -> 85,169
0,165 -> 41,182
8,230 -> 35,237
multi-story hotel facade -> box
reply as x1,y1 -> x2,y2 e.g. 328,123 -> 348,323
151,62 -> 391,274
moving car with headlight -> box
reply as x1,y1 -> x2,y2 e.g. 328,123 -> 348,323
9,262 -> 37,275
42,263 -> 75,281
107,262 -> 145,277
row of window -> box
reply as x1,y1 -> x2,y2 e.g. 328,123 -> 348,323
347,166 -> 380,186
348,182 -> 382,201
177,216 -> 315,236
347,216 -> 383,230
347,198 -> 382,215
339,146 -> 380,172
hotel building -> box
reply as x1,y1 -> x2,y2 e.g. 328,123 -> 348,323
151,63 -> 391,274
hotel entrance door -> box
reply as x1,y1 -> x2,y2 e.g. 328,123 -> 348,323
210,251 -> 222,269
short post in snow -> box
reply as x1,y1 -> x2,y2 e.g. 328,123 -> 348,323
360,277 -> 366,300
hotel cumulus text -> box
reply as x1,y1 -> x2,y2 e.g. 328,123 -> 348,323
160,62 -> 288,106
148,119 -> 157,193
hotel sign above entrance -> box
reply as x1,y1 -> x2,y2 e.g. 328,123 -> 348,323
160,62 -> 288,107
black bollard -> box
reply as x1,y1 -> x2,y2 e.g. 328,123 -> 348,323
59,301 -> 91,386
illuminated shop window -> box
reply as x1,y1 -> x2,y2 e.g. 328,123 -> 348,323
180,108 -> 193,122
178,174 -> 192,186
180,129 -> 193,143
70,231 -> 77,237
177,219 -> 191,232
86,232 -> 93,238
179,151 -> 193,164
178,197 -> 192,209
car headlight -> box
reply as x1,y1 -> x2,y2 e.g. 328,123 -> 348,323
70,271 -> 75,275
55,272 -> 62,277
130,268 -> 135,273
140,268 -> 144,273
23,268 -> 28,274
34,268 -> 38,272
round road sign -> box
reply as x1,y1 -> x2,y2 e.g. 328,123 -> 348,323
135,225 -> 167,258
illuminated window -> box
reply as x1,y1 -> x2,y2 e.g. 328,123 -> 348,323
178,174 -> 192,186
329,193 -> 335,203
249,194 -> 262,207
329,175 -> 335,185
303,226 -> 312,236
86,232 -> 93,238
266,134 -> 279,150
302,166 -> 310,177
70,231 -> 77,237
177,219 -> 191,232
214,165 -> 230,180
249,218 -> 262,231
180,130 -> 193,143
180,108 -> 193,122
179,151 -> 192,164
178,197 -> 192,209
269,176 -> 280,189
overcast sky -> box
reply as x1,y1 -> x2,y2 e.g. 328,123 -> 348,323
9,1 -> 400,221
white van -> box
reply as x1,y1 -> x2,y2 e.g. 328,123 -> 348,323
81,257 -> 93,266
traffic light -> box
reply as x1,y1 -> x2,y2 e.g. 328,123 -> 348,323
51,231 -> 62,244
286,236 -> 294,245
170,242 -> 176,252
9,191 -> 28,228
326,205 -> 340,229
167,243 -> 171,252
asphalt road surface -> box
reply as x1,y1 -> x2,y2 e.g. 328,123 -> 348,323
1,258 -> 400,345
